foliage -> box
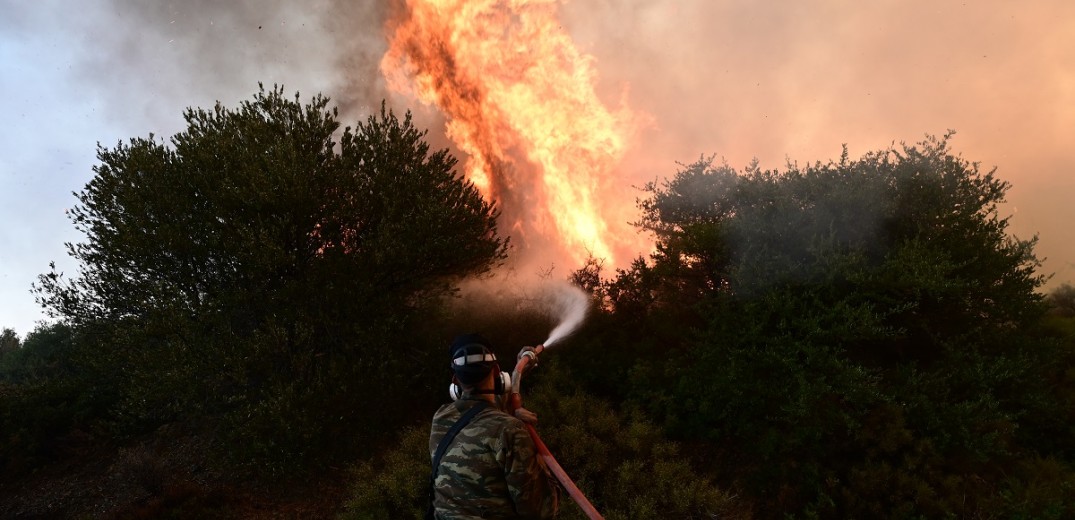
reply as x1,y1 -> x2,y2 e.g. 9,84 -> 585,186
1046,283 -> 1075,317
0,322 -> 110,476
340,426 -> 430,520
999,456 -> 1075,519
0,328 -> 19,359
525,361 -> 748,520
1,325 -> 69,381
31,86 -> 506,471
565,135 -> 1069,517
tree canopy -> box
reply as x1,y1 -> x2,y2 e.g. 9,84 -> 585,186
31,86 -> 507,469
562,135 -> 1069,517
37,87 -> 504,327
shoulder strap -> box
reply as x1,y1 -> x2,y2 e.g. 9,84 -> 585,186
432,401 -> 489,476
427,401 -> 489,520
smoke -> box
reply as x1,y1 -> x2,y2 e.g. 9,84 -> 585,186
540,282 -> 590,348
558,0 -> 1075,285
65,0 -> 391,138
19,0 -> 1074,288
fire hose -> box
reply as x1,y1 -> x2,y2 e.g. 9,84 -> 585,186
509,345 -> 605,520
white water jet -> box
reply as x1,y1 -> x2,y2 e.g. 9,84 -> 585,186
542,282 -> 590,347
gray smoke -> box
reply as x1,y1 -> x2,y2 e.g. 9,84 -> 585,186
63,0 -> 391,136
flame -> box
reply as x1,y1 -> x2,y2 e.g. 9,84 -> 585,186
381,0 -> 641,268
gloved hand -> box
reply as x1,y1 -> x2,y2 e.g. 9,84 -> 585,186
517,345 -> 540,364
513,407 -> 538,425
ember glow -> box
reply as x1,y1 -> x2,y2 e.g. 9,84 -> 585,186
381,0 -> 643,268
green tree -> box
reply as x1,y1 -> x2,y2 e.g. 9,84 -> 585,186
595,134 -> 1053,517
0,322 -> 104,477
37,87 -> 504,327
0,328 -> 19,359
33,86 -> 507,469
0,322 -> 75,382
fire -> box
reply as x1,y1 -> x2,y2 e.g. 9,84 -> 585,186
381,0 -> 641,268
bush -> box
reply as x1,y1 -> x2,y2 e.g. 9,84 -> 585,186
525,364 -> 748,520
0,323 -> 110,478
1000,456 -> 1075,519
340,426 -> 429,520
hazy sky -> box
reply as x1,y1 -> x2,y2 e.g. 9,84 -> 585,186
2,0 -> 1072,336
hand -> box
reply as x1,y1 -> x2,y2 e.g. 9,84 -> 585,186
513,407 -> 538,425
517,345 -> 539,364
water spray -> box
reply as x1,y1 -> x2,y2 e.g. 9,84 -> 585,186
541,282 -> 589,348
509,283 -> 604,520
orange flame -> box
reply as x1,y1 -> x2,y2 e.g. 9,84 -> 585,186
382,0 -> 642,268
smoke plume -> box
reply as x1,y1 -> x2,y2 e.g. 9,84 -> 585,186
69,0 -> 390,137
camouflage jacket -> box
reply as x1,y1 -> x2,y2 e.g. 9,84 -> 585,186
430,397 -> 559,519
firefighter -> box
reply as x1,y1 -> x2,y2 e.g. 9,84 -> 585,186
428,334 -> 560,519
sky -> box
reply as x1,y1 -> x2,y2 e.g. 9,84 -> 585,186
1,0 -> 1072,337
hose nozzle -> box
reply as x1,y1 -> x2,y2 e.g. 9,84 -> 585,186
519,344 -> 543,363
508,344 -> 545,415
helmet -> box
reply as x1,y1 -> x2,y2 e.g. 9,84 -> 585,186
448,333 -> 511,399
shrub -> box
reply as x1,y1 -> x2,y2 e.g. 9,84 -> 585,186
340,426 -> 429,520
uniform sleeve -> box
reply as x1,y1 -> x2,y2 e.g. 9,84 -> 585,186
498,421 -> 560,519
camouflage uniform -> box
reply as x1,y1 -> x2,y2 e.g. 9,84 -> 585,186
430,397 -> 559,519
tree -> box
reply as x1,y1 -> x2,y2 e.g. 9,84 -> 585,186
37,87 -> 504,327
597,134 -> 1054,517
0,323 -> 75,382
0,328 -> 18,358
1047,283 -> 1075,317
33,86 -> 507,467
0,322 -> 100,478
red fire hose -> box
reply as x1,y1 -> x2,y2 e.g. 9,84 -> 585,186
509,345 -> 605,520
